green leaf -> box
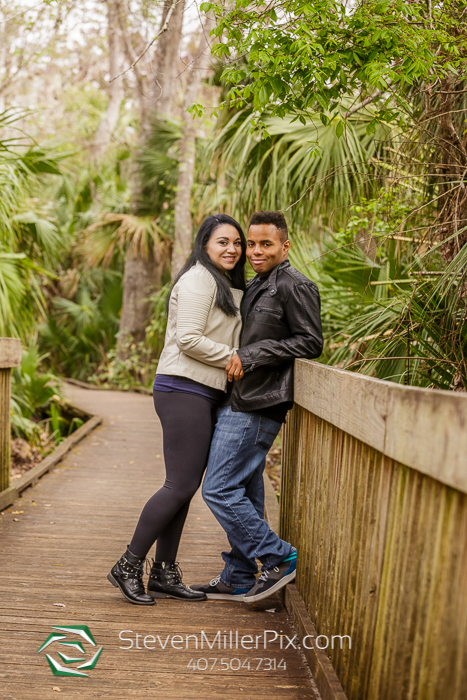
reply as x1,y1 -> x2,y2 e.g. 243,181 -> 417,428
336,120 -> 344,138
258,86 -> 269,106
316,93 -> 329,110
187,103 -> 205,119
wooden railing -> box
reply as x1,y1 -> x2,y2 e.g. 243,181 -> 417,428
0,337 -> 103,512
281,360 -> 467,700
0,338 -> 22,494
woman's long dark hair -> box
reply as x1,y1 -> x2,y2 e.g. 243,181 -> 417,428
170,214 -> 246,317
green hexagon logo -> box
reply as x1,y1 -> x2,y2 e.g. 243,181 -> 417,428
37,625 -> 103,677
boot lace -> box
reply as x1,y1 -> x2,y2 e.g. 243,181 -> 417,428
166,562 -> 183,585
209,575 -> 221,587
150,560 -> 183,585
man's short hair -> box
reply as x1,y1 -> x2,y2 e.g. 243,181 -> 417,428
249,211 -> 289,243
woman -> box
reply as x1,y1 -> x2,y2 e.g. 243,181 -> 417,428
108,214 -> 246,605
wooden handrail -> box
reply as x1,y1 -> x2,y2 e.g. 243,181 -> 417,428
281,359 -> 467,700
0,338 -> 22,492
294,359 -> 467,493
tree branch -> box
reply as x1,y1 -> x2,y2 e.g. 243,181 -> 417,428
109,0 -> 177,83
0,1 -> 44,24
344,88 -> 386,118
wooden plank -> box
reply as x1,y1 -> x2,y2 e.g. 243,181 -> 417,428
0,337 -> 22,368
294,360 -> 388,454
285,585 -> 348,700
264,454 -> 349,699
0,414 -> 102,511
282,407 -> 467,700
0,384 -> 318,700
0,368 -> 11,492
0,485 -> 17,511
294,360 -> 467,493
384,383 -> 467,494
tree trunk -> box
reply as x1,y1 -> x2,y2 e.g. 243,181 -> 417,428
116,0 -> 186,356
114,0 -> 151,137
150,0 -> 185,119
92,0 -> 124,160
171,15 -> 215,279
118,248 -> 163,345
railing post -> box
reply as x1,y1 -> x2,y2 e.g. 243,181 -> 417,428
0,338 -> 22,493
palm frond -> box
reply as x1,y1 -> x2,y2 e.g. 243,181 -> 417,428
82,213 -> 167,265
202,105 -> 391,228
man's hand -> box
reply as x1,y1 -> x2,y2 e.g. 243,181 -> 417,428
226,353 -> 244,382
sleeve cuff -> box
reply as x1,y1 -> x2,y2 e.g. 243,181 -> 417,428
237,346 -> 255,371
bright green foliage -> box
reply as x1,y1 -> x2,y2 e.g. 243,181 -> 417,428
39,119 -> 182,383
202,105 -> 389,227
192,0 -> 467,390
40,269 -> 123,380
11,344 -> 84,442
90,337 -> 158,390
144,283 -> 171,357
136,118 -> 181,218
0,108 -> 67,337
198,0 -> 466,129
290,194 -> 467,390
80,119 -> 180,269
11,345 -> 61,440
86,284 -> 171,389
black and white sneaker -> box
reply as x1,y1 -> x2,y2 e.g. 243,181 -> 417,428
243,551 -> 297,604
190,575 -> 251,601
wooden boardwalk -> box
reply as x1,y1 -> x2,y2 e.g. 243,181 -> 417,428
0,386 -> 318,699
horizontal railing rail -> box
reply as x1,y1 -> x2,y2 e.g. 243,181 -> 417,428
281,360 -> 467,700
293,360 -> 467,493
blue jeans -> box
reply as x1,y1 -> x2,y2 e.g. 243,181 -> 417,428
202,406 -> 293,587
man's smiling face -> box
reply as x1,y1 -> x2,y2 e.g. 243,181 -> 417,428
246,224 -> 291,277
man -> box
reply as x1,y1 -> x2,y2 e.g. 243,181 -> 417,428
192,211 -> 323,603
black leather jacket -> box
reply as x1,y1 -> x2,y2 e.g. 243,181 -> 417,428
232,260 -> 323,412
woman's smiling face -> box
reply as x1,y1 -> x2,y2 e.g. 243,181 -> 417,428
205,224 -> 243,272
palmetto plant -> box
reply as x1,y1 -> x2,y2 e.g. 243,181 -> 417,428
0,108 -> 66,337
33,118 -> 182,379
81,213 -> 169,268
203,94 -> 467,389
79,118 -> 180,280
201,105 -> 390,229
10,344 -> 62,440
290,215 -> 467,390
39,268 -> 123,379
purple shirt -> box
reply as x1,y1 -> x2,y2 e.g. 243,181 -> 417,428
153,374 -> 224,404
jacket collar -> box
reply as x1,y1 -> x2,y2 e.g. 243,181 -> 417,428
251,259 -> 290,297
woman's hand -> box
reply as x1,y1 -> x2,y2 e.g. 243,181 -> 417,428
226,354 -> 244,382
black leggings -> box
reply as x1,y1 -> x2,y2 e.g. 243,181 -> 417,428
129,391 -> 218,561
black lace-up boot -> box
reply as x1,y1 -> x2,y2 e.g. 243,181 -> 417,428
148,561 -> 207,601
108,548 -> 155,605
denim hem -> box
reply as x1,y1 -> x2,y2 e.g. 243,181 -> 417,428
260,544 -> 296,571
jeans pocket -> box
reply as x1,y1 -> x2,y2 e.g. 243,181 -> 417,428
255,416 -> 280,449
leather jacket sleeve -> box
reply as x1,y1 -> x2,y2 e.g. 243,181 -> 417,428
236,282 -> 323,371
